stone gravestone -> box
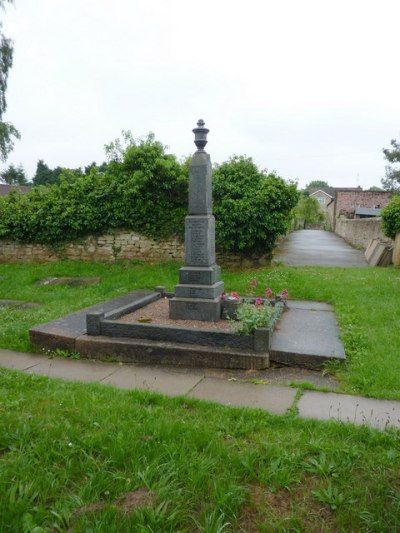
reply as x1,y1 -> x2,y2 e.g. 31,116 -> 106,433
169,120 -> 224,321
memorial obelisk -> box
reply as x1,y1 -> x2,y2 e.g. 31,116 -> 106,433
169,120 -> 224,321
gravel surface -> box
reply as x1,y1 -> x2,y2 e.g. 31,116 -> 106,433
120,298 -> 233,331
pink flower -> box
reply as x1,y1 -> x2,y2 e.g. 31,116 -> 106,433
265,288 -> 273,299
255,297 -> 263,306
249,279 -> 257,286
220,292 -> 226,300
279,290 -> 289,300
230,291 -> 239,300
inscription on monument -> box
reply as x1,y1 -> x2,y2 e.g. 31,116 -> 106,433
186,218 -> 209,265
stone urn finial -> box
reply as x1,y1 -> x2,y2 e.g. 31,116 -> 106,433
193,119 -> 209,152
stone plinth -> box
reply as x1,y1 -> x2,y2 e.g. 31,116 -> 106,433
169,120 -> 224,321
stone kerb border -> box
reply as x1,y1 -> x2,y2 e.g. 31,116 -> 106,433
86,291 -> 272,353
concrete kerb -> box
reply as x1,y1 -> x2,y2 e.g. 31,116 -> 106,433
1,349 -> 400,431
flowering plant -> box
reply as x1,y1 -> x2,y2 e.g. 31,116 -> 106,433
229,300 -> 283,335
222,278 -> 288,334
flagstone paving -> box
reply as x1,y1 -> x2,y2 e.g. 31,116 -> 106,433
1,349 -> 399,431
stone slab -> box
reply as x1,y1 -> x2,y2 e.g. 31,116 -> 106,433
0,349 -> 45,370
298,391 -> 400,430
75,335 -> 269,370
21,357 -> 119,383
29,290 -> 154,351
102,365 -> 203,396
169,296 -> 222,322
179,265 -> 221,286
0,299 -> 40,310
188,378 -> 296,415
174,281 -> 224,299
184,215 -> 216,267
270,305 -> 346,367
35,276 -> 101,287
286,300 -> 333,312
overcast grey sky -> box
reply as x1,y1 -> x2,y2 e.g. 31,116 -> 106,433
3,0 -> 400,189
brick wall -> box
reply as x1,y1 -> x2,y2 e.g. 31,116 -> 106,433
335,191 -> 392,218
335,218 -> 393,250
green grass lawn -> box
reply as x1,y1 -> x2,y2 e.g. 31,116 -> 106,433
0,368 -> 399,532
0,260 -> 399,399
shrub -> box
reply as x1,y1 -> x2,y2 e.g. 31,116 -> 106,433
381,195 -> 400,239
213,156 -> 299,255
0,139 -> 299,258
0,133 -> 188,244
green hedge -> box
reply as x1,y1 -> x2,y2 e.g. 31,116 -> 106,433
381,195 -> 400,239
0,135 -> 299,256
213,156 -> 299,255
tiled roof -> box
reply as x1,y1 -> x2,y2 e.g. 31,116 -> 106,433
0,184 -> 32,196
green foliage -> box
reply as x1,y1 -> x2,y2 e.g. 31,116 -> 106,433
382,139 -> 400,191
0,133 -> 188,243
230,301 -> 283,335
295,195 -> 325,227
304,179 -> 330,195
213,156 -> 299,255
107,132 -> 188,238
381,195 -> 400,239
0,0 -> 20,161
0,162 -> 27,184
0,135 -> 299,254
32,159 -> 83,186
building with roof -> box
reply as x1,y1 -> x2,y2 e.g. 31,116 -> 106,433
0,184 -> 32,197
310,187 -> 393,230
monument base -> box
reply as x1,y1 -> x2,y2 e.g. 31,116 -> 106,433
169,296 -> 222,322
174,281 -> 224,299
179,265 -> 221,285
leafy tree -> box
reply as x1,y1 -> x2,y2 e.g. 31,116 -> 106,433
0,0 -> 20,161
84,161 -> 107,175
213,156 -> 299,256
295,195 -> 325,228
32,160 -> 82,186
381,196 -> 400,239
0,162 -> 27,184
304,179 -> 330,192
32,160 -> 55,186
368,186 -> 384,192
382,139 -> 400,191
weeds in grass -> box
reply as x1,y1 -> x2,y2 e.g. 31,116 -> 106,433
312,484 -> 345,510
50,348 -> 81,360
0,369 -> 400,531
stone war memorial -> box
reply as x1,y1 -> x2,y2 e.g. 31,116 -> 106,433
169,119 -> 224,322
29,121 -> 346,370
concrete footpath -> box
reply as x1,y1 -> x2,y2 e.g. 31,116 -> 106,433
273,229 -> 368,267
1,349 -> 400,431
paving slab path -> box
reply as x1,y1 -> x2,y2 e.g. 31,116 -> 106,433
274,229 -> 368,267
1,348 -> 399,431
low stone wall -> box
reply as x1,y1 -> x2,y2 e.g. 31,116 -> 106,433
335,218 -> 393,250
0,230 -> 270,266
0,231 -> 185,263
